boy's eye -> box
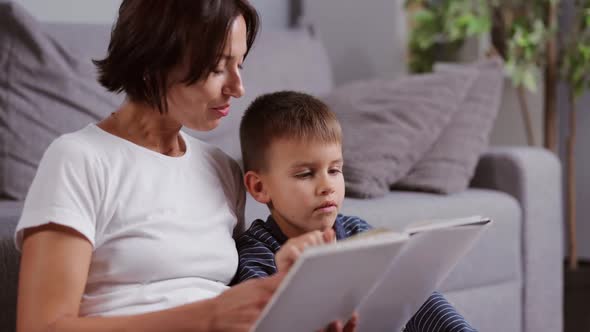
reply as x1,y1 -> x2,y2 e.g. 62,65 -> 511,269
295,171 -> 313,179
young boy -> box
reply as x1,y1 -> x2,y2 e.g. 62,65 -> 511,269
232,91 -> 477,332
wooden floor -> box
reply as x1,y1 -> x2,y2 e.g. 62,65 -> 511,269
565,261 -> 590,332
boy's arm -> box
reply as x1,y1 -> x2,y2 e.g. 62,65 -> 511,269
231,235 -> 278,285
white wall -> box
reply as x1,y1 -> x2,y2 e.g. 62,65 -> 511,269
302,0 -> 408,85
15,0 -> 289,27
489,81 -> 545,147
16,0 -> 120,23
303,0 -> 544,147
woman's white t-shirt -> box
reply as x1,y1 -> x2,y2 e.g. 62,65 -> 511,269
15,124 -> 245,317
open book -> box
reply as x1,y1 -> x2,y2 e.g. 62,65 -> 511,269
251,215 -> 491,332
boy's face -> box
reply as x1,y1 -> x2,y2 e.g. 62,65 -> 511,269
246,139 -> 345,238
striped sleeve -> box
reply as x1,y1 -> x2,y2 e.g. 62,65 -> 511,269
231,222 -> 280,285
404,292 -> 478,332
338,215 -> 372,236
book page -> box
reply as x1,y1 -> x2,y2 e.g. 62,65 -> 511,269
251,232 -> 408,332
339,227 -> 400,242
356,222 -> 490,331
404,215 -> 490,235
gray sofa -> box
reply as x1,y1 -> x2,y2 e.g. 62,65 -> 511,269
0,8 -> 563,332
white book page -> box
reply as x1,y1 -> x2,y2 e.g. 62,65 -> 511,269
356,221 -> 490,331
404,215 -> 489,235
251,232 -> 409,332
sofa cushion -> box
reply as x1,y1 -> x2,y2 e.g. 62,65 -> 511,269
394,58 -> 504,194
0,3 -> 121,200
322,70 -> 477,198
339,188 -> 521,291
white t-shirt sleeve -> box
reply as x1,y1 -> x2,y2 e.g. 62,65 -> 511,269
15,136 -> 102,250
230,158 -> 246,237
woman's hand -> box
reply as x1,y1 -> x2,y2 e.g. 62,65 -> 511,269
318,312 -> 359,332
207,273 -> 285,332
275,228 -> 336,273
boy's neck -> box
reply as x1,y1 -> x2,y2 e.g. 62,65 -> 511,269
269,212 -> 309,238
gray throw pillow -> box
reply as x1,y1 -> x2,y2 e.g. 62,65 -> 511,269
394,58 -> 505,194
322,70 -> 477,198
0,2 -> 120,200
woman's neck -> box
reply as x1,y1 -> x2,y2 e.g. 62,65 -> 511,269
98,100 -> 186,157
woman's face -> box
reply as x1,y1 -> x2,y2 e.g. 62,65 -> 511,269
166,15 -> 248,131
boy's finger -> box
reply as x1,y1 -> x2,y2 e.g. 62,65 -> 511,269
323,228 -> 336,243
281,247 -> 301,271
328,320 -> 343,332
313,230 -> 324,244
289,246 -> 301,261
343,314 -> 358,332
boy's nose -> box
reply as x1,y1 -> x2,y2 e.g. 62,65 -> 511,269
317,179 -> 335,196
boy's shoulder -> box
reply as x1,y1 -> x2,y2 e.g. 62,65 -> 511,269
238,219 -> 269,239
335,214 -> 373,238
236,219 -> 282,252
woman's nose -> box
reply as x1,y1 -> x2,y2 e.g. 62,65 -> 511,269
223,70 -> 244,98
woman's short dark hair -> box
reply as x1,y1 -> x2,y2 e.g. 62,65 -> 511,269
93,0 -> 259,113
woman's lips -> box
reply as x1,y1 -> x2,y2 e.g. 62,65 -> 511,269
211,104 -> 230,117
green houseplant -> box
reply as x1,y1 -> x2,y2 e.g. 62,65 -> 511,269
406,0 -> 553,146
406,0 -> 491,73
561,0 -> 590,269
406,0 -> 590,268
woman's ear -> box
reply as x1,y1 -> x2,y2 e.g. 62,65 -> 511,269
244,170 -> 271,204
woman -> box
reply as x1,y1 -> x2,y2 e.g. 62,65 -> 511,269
15,1 -> 355,331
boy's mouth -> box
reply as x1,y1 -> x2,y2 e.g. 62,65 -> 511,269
315,201 -> 337,213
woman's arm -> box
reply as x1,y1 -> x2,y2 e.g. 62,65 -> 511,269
18,225 -> 282,332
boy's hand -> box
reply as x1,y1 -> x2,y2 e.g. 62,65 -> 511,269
275,228 -> 336,273
317,312 -> 359,332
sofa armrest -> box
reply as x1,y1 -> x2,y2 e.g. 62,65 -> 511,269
0,200 -> 22,332
471,147 -> 563,332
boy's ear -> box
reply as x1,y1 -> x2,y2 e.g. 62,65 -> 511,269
244,170 -> 271,204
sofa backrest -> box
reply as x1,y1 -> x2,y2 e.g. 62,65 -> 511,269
0,1 -> 334,200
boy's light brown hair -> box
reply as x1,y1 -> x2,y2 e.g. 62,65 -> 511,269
240,91 -> 342,173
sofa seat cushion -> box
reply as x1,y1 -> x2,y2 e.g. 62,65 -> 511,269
340,188 -> 522,292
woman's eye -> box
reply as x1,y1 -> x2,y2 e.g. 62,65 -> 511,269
329,168 -> 342,175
